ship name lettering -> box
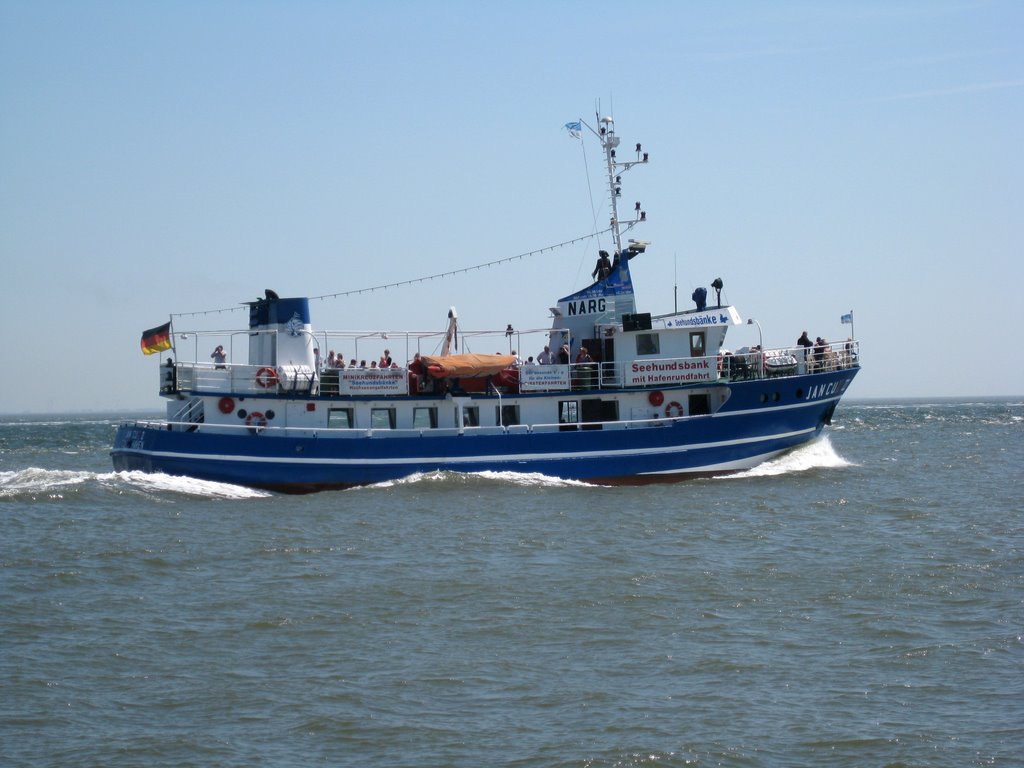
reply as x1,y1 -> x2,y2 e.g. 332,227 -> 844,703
566,298 -> 606,316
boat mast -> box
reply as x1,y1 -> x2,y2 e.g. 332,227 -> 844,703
594,114 -> 649,257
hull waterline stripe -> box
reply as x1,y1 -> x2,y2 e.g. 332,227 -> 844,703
115,426 -> 817,469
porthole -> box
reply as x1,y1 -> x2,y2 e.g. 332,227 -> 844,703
773,392 -> 780,402
759,393 -> 768,403
237,409 -> 247,419
266,410 -> 276,420
795,388 -> 804,398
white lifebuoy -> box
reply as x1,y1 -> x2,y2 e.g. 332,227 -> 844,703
255,367 -> 278,388
665,401 -> 684,418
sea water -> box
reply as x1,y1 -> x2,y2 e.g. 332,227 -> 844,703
1,400 -> 1021,767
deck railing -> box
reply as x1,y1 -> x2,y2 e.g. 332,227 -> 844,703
163,341 -> 859,397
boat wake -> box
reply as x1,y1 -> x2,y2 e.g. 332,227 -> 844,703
365,469 -> 594,490
0,468 -> 271,500
720,436 -> 852,480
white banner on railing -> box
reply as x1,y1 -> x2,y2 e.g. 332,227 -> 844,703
519,365 -> 571,391
627,357 -> 716,386
338,369 -> 409,395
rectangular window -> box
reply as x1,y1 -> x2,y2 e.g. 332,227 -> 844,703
689,393 -> 711,416
581,398 -> 617,429
636,333 -> 660,356
413,406 -> 438,429
327,407 -> 354,428
689,331 -> 706,358
559,400 -> 579,431
370,408 -> 396,430
459,406 -> 480,428
496,404 -> 520,426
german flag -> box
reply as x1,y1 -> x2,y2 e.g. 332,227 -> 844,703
140,321 -> 172,355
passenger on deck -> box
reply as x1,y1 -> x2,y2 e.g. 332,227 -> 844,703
210,345 -> 227,369
558,344 -> 570,365
409,352 -> 425,393
380,349 -> 393,368
327,350 -> 336,369
537,345 -> 553,365
592,250 -> 612,281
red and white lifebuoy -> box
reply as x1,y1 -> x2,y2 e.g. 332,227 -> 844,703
246,411 -> 268,434
648,390 -> 665,407
665,401 -> 684,418
255,367 -> 278,388
218,396 -> 235,414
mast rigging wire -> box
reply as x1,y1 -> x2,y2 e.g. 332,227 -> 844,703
170,227 -> 613,320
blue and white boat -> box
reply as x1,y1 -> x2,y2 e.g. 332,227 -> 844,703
112,114 -> 859,492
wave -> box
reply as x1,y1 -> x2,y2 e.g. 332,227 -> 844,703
363,469 -> 594,490
720,436 -> 852,479
0,468 -> 270,500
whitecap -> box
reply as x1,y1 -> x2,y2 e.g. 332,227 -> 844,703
104,470 -> 273,499
720,436 -> 852,479
0,468 -> 94,497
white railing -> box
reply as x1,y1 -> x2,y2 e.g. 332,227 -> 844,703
162,342 -> 860,398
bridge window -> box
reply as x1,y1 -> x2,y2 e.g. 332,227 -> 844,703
636,333 -> 660,355
689,331 -> 706,358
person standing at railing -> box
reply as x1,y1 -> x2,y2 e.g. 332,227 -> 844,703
210,345 -> 227,369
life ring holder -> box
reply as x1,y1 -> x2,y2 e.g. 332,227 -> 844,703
648,390 -> 665,407
255,367 -> 278,388
246,411 -> 268,434
665,401 -> 684,418
218,396 -> 235,414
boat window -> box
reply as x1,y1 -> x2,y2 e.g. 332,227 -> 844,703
635,333 -> 660,356
496,404 -> 519,427
413,406 -> 438,429
689,331 -> 706,358
462,406 -> 480,427
582,398 -> 618,428
688,393 -> 711,416
327,407 -> 354,428
370,408 -> 396,430
558,400 -> 579,432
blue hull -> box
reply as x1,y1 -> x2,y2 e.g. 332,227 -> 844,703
111,370 -> 856,492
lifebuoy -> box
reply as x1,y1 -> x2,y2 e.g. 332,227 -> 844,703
246,411 -> 268,434
218,396 -> 235,414
665,401 -> 684,418
648,390 -> 665,407
255,367 -> 278,388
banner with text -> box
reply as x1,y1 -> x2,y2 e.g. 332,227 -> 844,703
519,365 -> 571,392
338,369 -> 409,396
627,357 -> 717,386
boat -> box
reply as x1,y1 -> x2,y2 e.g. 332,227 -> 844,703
111,114 -> 860,492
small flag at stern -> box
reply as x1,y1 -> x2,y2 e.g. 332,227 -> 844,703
140,321 -> 172,355
840,311 -> 853,325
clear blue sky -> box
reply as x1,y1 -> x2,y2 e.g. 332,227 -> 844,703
2,0 -> 1021,413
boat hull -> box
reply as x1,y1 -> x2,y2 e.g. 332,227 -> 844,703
111,369 -> 857,492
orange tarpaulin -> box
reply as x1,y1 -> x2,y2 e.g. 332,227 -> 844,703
422,353 -> 516,378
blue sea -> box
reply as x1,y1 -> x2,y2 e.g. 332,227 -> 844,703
2,399 -> 1022,767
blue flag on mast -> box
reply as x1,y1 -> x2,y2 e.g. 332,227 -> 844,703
840,311 -> 853,324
